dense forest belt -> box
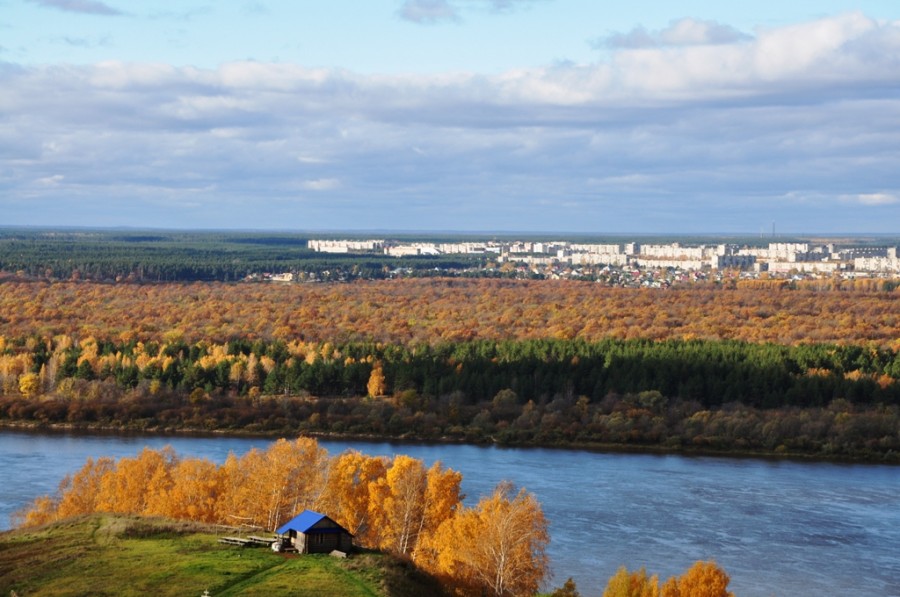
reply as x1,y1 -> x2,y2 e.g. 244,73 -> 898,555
0,232 -> 478,282
1,333 -> 898,461
1,390 -> 897,463
0,278 -> 899,346
1,278 -> 898,461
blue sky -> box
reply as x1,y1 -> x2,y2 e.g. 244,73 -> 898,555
2,0 -> 900,233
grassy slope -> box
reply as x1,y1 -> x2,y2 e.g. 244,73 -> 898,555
0,515 -> 445,597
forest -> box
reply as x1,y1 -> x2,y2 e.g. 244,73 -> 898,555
1,335 -> 898,460
0,276 -> 898,460
0,230 -> 481,282
0,277 -> 898,346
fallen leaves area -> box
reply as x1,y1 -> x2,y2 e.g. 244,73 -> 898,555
1,278 -> 898,348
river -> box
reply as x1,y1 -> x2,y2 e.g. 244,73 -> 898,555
1,430 -> 898,597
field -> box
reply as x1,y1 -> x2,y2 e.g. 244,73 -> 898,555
0,514 -> 443,597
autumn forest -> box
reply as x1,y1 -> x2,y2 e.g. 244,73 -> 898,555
1,276 -> 898,461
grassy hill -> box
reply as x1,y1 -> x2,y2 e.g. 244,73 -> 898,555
0,514 -> 447,597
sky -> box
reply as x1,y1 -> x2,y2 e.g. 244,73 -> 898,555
1,0 -> 900,234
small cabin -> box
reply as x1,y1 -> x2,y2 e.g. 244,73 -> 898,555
275,510 -> 353,554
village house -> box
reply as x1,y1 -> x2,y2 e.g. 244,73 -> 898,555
274,510 -> 353,555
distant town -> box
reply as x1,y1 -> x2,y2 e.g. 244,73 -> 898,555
6,229 -> 891,286
284,238 -> 900,285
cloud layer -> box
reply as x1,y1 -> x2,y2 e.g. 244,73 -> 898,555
398,0 -> 538,24
2,12 -> 899,232
25,0 -> 122,16
597,18 -> 752,49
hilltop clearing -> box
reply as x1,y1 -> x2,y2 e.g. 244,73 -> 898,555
0,513 -> 445,597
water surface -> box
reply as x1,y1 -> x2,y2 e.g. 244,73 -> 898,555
1,430 -> 897,597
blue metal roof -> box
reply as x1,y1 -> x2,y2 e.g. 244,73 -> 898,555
275,510 -> 327,535
276,510 -> 326,535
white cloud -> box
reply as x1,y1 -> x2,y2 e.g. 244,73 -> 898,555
297,155 -> 327,164
2,12 -> 899,232
38,174 -> 65,185
398,0 -> 459,24
7,13 -> 899,125
88,61 -> 181,89
398,0 -> 539,24
49,12 -> 893,110
598,18 -> 751,49
591,12 -> 900,101
752,11 -> 877,79
847,193 -> 900,206
301,179 -> 340,191
662,18 -> 751,46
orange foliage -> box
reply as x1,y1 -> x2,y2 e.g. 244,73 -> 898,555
419,462 -> 464,556
603,561 -> 734,597
0,279 -> 898,347
55,457 -> 116,520
368,455 -> 428,554
96,447 -> 177,514
426,482 -> 549,597
146,458 -> 221,522
660,561 -> 734,597
367,362 -> 387,397
12,495 -> 58,528
316,450 -> 387,545
216,437 -> 329,531
603,566 -> 660,597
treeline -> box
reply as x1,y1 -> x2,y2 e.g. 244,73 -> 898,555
2,385 -> 896,460
1,336 -> 898,460
1,278 -> 898,347
18,438 -> 549,597
3,336 -> 899,408
0,231 -> 480,282
550,561 -> 736,597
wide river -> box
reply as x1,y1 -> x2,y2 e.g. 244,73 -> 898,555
1,430 -> 897,597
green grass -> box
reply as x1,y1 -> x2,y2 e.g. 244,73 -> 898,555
0,515 -> 446,597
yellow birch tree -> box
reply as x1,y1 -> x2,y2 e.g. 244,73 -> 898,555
661,561 -> 734,597
412,461 -> 463,563
368,455 -> 426,554
95,447 -> 178,515
316,450 -> 387,545
603,566 -> 660,597
367,362 -> 387,397
429,482 -> 549,597
55,457 -> 116,519
146,458 -> 220,522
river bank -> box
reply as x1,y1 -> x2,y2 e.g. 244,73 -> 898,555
1,417 -> 897,465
